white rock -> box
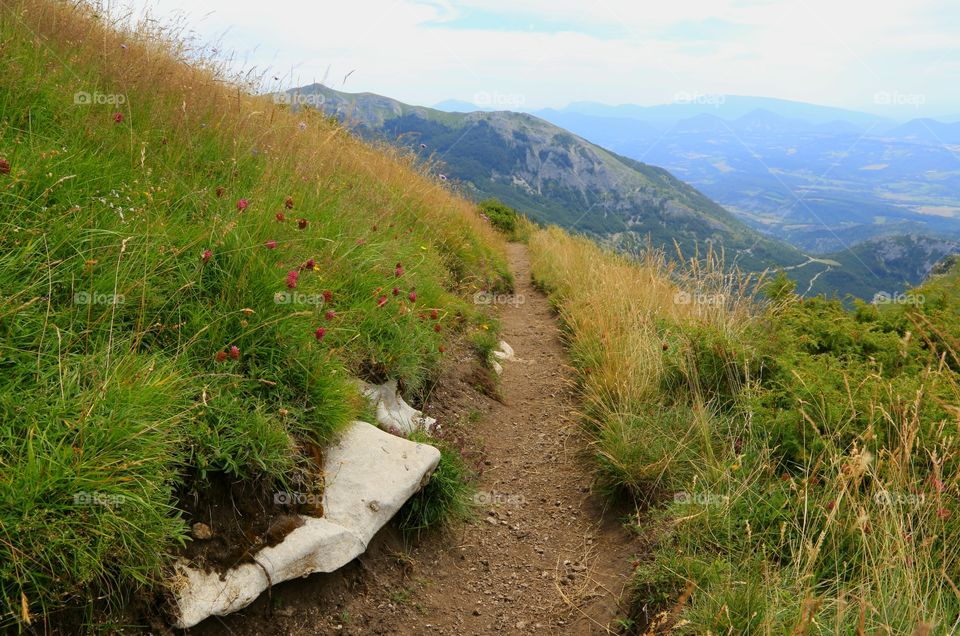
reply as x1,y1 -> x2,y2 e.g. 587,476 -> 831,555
491,360 -> 504,376
172,518 -> 364,628
358,379 -> 437,435
322,420 -> 440,545
170,421 -> 441,628
493,340 -> 515,361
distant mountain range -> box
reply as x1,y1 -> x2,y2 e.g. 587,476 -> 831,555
495,98 -> 960,257
288,86 -> 959,300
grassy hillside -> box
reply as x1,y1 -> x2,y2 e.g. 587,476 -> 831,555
0,0 -> 509,629
528,225 -> 960,633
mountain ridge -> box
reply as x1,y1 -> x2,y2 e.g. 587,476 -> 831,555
297,84 -> 808,273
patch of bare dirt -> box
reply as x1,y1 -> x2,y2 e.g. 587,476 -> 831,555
184,244 -> 637,635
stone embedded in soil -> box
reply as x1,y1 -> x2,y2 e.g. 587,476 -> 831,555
190,522 -> 213,540
172,518 -> 365,628
170,421 -> 441,629
358,379 -> 438,435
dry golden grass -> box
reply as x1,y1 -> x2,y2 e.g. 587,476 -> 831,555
529,226 -> 756,423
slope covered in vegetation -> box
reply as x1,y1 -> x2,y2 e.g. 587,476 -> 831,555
529,223 -> 960,633
0,0 -> 509,629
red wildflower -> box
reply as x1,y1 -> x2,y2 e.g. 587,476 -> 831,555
286,270 -> 299,289
304,258 -> 315,270
216,186 -> 225,198
201,249 -> 212,262
325,310 -> 336,321
434,323 -> 441,332
113,112 -> 123,123
395,263 -> 404,277
438,345 -> 446,353
408,290 -> 417,303
315,327 -> 326,341
372,224 -> 378,231
276,212 -> 285,222
297,218 -> 308,230
285,196 -> 294,209
265,240 -> 277,249
377,296 -> 388,308
939,508 -> 952,519
229,345 -> 240,360
322,290 -> 333,303
392,287 -> 400,296
0,159 -> 10,174
237,198 -> 249,212
215,350 -> 227,362
826,500 -> 836,511
430,309 -> 439,320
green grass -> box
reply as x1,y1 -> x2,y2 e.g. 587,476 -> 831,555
528,225 -> 960,634
395,433 -> 476,536
478,199 -> 535,242
467,320 -> 501,367
0,0 -> 507,628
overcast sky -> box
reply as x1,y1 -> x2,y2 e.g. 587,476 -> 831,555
128,0 -> 960,119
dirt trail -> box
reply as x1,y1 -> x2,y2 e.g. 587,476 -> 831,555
191,244 -> 636,635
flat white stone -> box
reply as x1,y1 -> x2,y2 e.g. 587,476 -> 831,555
323,420 -> 441,545
359,379 -> 438,435
170,421 -> 440,628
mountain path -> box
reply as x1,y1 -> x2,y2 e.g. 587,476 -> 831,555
191,244 -> 636,635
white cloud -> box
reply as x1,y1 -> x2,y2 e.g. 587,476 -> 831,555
127,0 -> 960,117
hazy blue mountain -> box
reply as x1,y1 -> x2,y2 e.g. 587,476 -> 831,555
549,96 -> 890,128
530,103 -> 960,259
732,109 -> 811,133
672,113 -> 731,134
887,119 -> 960,145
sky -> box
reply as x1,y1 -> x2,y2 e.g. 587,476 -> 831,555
127,0 -> 960,120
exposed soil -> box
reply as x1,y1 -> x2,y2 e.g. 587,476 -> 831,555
184,244 -> 638,635
176,472 -> 308,575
